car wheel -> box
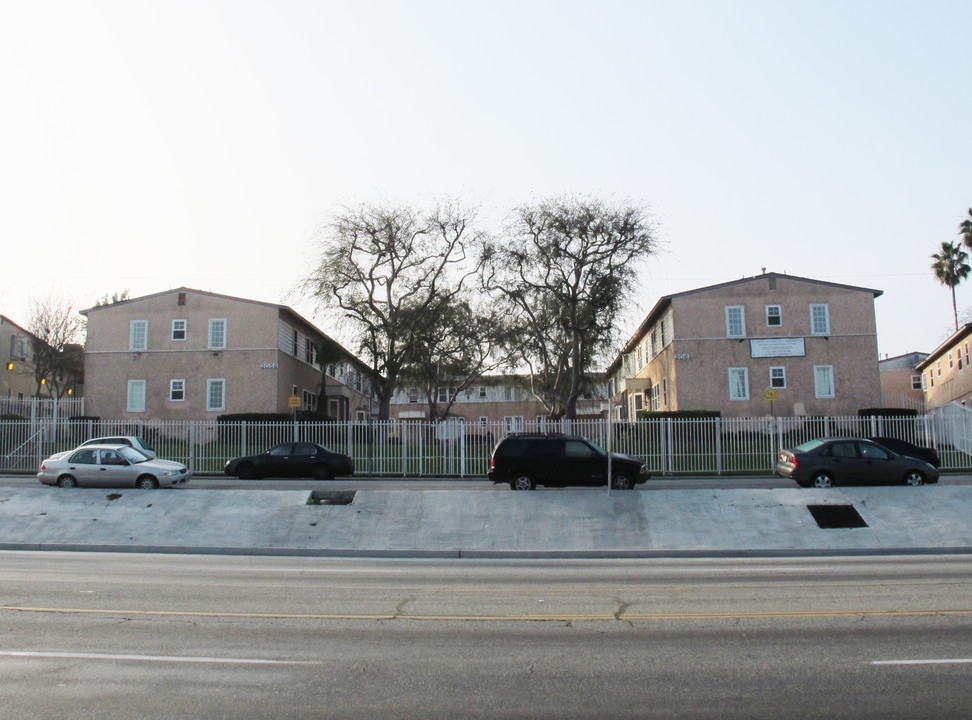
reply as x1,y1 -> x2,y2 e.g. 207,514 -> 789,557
136,476 -> 159,490
904,470 -> 926,486
611,472 -> 634,490
511,473 -> 536,491
312,464 -> 332,481
811,471 -> 834,488
57,475 -> 78,488
236,463 -> 255,480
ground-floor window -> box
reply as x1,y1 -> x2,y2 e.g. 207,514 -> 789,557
814,365 -> 835,398
207,378 -> 226,412
504,416 -> 524,433
127,379 -> 146,412
728,368 -> 749,400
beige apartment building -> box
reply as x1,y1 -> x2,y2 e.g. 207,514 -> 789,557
607,272 -> 884,418
918,324 -> 972,408
878,352 -> 928,411
389,374 -> 608,432
1,315 -> 38,403
82,288 -> 376,420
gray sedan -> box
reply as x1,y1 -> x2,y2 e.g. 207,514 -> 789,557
776,437 -> 939,488
38,444 -> 191,489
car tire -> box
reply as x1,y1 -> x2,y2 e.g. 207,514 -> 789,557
57,475 -> 78,488
136,476 -> 159,490
312,464 -> 332,481
811,471 -> 834,488
236,463 -> 255,480
611,472 -> 634,490
511,473 -> 536,491
903,470 -> 926,486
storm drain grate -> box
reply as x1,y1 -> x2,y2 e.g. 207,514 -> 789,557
807,504 -> 868,529
307,490 -> 356,506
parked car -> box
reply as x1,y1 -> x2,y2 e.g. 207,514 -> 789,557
78,435 -> 156,458
224,442 -> 354,480
38,444 -> 190,488
775,437 -> 939,488
488,433 -> 650,490
869,436 -> 941,468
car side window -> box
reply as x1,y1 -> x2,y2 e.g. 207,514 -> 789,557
565,440 -> 596,459
859,443 -> 890,460
71,449 -> 98,464
294,443 -> 316,456
830,442 -> 858,458
535,439 -> 562,459
269,444 -> 293,456
99,450 -> 127,466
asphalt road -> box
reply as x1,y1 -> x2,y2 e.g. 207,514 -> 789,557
1,553 -> 970,719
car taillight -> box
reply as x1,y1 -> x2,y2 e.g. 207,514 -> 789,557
490,456 -> 496,470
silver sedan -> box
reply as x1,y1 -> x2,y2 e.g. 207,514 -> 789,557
38,444 -> 191,489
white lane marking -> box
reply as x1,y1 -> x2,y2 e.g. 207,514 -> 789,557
872,659 -> 972,665
0,650 -> 319,665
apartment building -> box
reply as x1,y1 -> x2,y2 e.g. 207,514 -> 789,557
879,352 -> 928,411
81,288 -> 376,420
1,315 -> 38,402
917,324 -> 972,408
607,272 -> 884,418
389,374 -> 609,432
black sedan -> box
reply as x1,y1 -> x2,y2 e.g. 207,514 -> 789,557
224,442 -> 354,480
776,437 -> 939,488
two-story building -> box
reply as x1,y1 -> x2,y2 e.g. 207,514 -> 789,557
879,352 -> 928,411
81,288 -> 377,420
1,315 -> 39,404
389,374 -> 609,432
607,272 -> 884,418
917,324 -> 972,408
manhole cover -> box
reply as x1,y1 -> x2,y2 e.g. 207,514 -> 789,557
807,504 -> 868,529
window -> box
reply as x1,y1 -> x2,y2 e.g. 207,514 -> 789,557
814,365 -> 835,398
728,368 -> 749,400
633,393 -> 644,411
305,337 -> 313,363
437,387 -> 457,403
911,375 -> 922,391
725,306 -> 745,338
503,416 -> 524,433
171,319 -> 187,341
302,389 -> 316,409
130,320 -> 148,351
479,386 -> 487,399
408,388 -> 418,403
170,379 -> 185,402
208,319 -> 227,350
810,304 -> 830,335
770,366 -> 786,388
127,379 -> 146,412
9,335 -> 28,360
207,378 -> 226,411
766,305 -> 782,327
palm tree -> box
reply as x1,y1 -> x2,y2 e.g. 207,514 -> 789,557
931,240 -> 971,331
960,208 -> 972,250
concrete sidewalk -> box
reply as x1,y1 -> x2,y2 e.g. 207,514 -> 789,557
1,485 -> 971,558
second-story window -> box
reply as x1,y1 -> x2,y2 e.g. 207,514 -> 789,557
208,319 -> 227,350
766,305 -> 782,327
725,306 -> 745,338
172,319 -> 187,341
810,304 -> 830,335
130,320 -> 148,351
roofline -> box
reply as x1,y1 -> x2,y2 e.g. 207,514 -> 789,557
79,287 -> 377,378
916,324 -> 972,371
606,271 -> 885,375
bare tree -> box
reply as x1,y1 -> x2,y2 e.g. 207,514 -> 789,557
26,295 -> 86,398
301,200 -> 481,420
481,195 -> 658,419
400,297 -> 511,422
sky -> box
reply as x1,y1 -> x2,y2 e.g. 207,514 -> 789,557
1,0 -> 970,360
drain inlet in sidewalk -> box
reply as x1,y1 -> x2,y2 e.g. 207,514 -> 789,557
307,490 -> 356,506
807,504 -> 868,529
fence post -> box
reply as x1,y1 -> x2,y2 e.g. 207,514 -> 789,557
715,416 -> 722,475
189,422 -> 195,474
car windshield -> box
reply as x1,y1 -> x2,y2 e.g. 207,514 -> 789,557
794,439 -> 827,452
119,446 -> 150,464
586,440 -> 608,456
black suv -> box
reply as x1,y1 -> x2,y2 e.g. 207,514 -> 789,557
488,433 -> 650,490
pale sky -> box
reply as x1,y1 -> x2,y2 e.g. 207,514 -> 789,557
2,0 -> 970,360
